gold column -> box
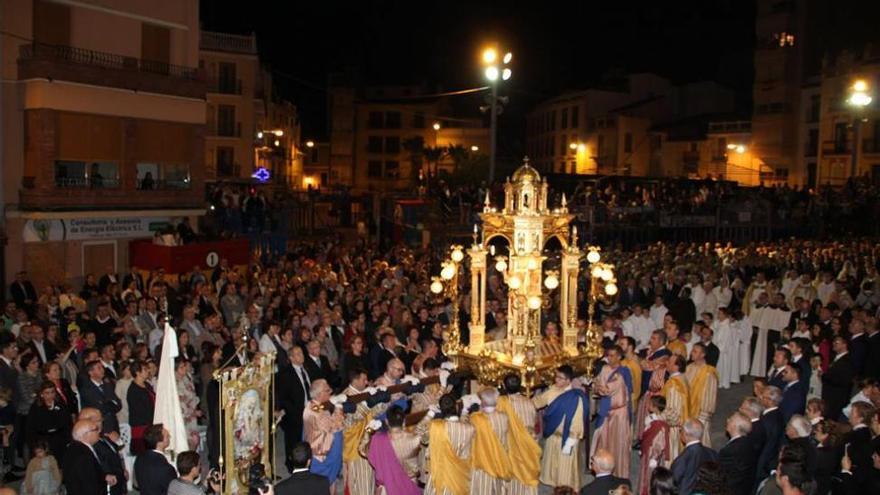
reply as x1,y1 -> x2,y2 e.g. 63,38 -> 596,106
468,246 -> 487,354
560,249 -> 580,354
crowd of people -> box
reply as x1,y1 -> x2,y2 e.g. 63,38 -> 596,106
2,232 -> 880,494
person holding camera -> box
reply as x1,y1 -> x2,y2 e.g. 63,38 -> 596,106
167,451 -> 221,495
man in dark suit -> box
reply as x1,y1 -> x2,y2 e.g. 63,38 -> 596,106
617,278 -> 642,309
719,412 -> 756,495
91,412 -> 127,495
98,267 -> 118,295
780,365 -> 808,424
671,419 -> 719,495
369,332 -> 398,380
767,348 -> 791,390
121,266 -> 145,295
700,326 -> 721,367
866,324 -> 880,380
275,442 -> 330,494
9,271 -> 37,315
740,396 -> 766,457
78,360 -> 122,434
0,334 -> 20,477
822,336 -> 855,420
788,299 -> 816,330
789,338 -> 812,385
63,419 -> 118,495
27,325 -> 57,366
303,340 -> 335,387
580,448 -> 630,495
133,424 -> 177,495
850,319 -> 869,377
756,385 -> 785,483
275,345 -> 310,472
843,401 -> 876,486
669,288 -> 696,338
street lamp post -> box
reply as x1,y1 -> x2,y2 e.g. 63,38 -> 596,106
847,79 -> 873,179
482,48 -> 512,184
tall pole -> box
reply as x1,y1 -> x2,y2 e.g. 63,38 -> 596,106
489,82 -> 498,184
851,117 -> 861,179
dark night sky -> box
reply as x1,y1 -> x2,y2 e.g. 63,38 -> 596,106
201,1 -> 757,139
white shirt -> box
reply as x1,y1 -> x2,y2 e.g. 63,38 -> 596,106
834,351 -> 849,362
763,406 -> 779,415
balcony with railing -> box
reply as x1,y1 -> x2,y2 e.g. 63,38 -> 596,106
18,42 -> 205,99
200,31 -> 257,55
20,175 -> 202,210
207,78 -> 243,95
821,140 -> 851,155
211,122 -> 242,138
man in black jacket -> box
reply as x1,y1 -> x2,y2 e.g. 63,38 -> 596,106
133,424 -> 176,495
275,442 -> 329,494
866,323 -> 880,380
79,408 -> 127,495
9,271 -> 37,315
79,360 -> 122,434
671,419 -> 719,495
63,419 -> 118,495
757,386 -> 784,483
303,340 -> 334,386
580,448 -> 630,495
275,345 -> 310,472
850,319 -> 869,378
719,412 -> 756,495
822,336 -> 855,420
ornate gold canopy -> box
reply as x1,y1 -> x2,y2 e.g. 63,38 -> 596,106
435,158 -> 606,391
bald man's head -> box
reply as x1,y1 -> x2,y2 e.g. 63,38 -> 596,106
78,407 -> 102,424
591,448 -> 615,474
386,358 -> 405,380
0,487 -> 17,495
72,419 -> 100,444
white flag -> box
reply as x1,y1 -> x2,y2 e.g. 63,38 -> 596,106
153,323 -> 189,458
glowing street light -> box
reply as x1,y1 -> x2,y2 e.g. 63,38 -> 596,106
433,122 -> 441,131
305,140 -> 315,148
847,78 -> 873,178
471,145 -> 479,152
481,44 -> 513,184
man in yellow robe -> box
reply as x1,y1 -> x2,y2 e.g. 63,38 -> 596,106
665,320 -> 688,357
660,354 -> 689,461
468,388 -> 512,494
618,336 -> 642,407
342,367 -> 389,495
424,394 -> 475,495
498,374 -> 540,495
590,345 -> 633,479
685,343 -> 718,447
533,365 -> 588,491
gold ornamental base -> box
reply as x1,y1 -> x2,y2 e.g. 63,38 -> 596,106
449,339 -> 599,393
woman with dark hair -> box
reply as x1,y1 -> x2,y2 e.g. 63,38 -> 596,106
25,381 -> 71,461
200,343 -> 222,408
691,461 -> 731,495
813,419 -> 841,495
17,352 -> 43,459
341,335 -> 370,385
42,361 -> 77,418
127,360 -> 155,454
650,467 -> 677,495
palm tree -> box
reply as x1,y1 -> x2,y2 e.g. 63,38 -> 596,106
423,146 -> 447,179
446,144 -> 468,174
402,136 -> 425,183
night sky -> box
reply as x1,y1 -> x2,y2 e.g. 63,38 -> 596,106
201,1 -> 757,139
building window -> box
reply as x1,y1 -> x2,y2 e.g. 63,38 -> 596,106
310,148 -> 319,163
624,133 -> 633,153
217,105 -> 237,136
368,160 -> 382,178
216,147 -> 235,177
561,109 -> 568,129
385,160 -> 400,178
597,135 -> 605,157
806,129 -> 819,156
385,112 -> 402,129
571,107 -> 579,128
368,136 -> 383,154
561,135 -> 568,156
570,161 -> 576,173
550,110 -> 556,131
54,160 -> 119,188
217,62 -> 239,94
773,32 -> 795,47
549,136 -> 555,156
775,168 -> 789,180
413,112 -> 425,128
162,164 -> 191,189
808,95 -> 820,122
385,136 -> 400,154
368,112 -> 383,129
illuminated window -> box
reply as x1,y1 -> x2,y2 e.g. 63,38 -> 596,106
774,32 -> 795,47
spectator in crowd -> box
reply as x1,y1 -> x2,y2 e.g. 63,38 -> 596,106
134,424 -> 176,495
275,441 -> 329,494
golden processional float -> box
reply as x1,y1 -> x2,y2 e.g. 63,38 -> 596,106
431,159 -> 617,390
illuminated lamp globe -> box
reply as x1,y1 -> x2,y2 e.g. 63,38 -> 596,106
591,266 -> 604,278
527,296 -> 542,310
854,80 -> 868,92
586,250 -> 601,264
526,258 -> 538,270
495,259 -> 507,272
544,274 -> 559,290
600,268 -> 613,282
430,281 -> 444,294
485,66 -> 499,81
508,275 -> 522,289
441,265 -> 455,280
451,248 -> 464,263
605,283 -> 618,296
